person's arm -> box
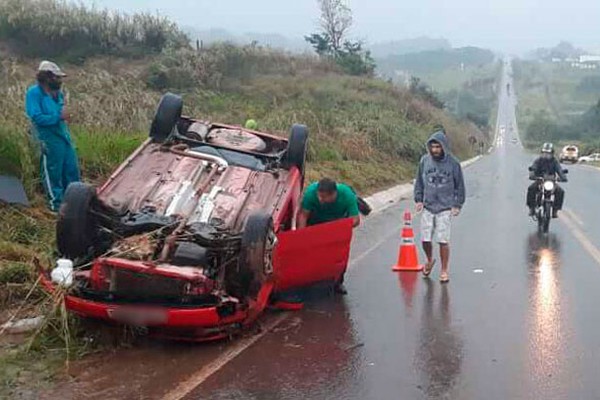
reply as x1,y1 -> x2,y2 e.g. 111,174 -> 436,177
25,88 -> 61,127
555,159 -> 568,181
414,158 -> 425,211
453,162 -> 466,215
296,208 -> 311,229
529,158 -> 540,180
297,187 -> 316,229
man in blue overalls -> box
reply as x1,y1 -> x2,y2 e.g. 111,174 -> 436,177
25,61 -> 80,211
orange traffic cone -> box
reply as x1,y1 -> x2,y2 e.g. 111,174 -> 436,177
392,209 -> 423,272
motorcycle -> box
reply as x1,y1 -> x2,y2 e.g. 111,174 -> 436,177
530,169 -> 568,233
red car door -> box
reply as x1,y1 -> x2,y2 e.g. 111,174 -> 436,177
272,218 -> 354,292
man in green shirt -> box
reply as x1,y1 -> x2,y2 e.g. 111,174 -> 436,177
297,178 -> 360,294
297,178 -> 361,229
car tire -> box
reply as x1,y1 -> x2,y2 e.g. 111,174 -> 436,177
235,212 -> 276,298
285,124 -> 309,180
149,93 -> 183,143
56,183 -> 98,259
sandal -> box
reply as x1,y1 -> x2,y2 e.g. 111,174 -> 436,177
422,260 -> 436,277
440,272 -> 450,283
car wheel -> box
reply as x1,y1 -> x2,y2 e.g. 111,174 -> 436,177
149,93 -> 183,143
56,183 -> 98,259
285,124 -> 309,181
236,212 -> 276,298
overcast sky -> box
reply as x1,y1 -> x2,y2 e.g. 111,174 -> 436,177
83,0 -> 600,53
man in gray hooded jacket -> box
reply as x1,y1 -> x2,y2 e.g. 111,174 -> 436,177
414,130 -> 466,283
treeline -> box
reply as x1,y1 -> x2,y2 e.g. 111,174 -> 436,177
378,47 -> 495,74
525,99 -> 600,151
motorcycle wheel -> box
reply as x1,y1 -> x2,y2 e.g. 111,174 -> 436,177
542,202 -> 551,233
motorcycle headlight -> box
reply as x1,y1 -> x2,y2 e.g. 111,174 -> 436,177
543,181 -> 555,191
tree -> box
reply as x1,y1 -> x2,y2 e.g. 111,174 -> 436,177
305,0 -> 375,76
304,33 -> 331,56
318,0 -> 352,53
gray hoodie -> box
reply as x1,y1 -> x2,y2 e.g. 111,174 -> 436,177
414,131 -> 466,214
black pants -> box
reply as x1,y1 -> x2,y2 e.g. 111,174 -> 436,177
527,182 -> 564,210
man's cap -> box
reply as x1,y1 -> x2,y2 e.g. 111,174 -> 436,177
38,61 -> 67,77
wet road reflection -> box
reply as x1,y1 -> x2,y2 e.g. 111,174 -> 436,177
192,290 -> 364,400
397,272 -> 419,312
526,233 -> 567,397
414,280 -> 463,399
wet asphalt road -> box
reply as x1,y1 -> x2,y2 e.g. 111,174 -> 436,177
181,63 -> 600,399
42,62 -> 600,400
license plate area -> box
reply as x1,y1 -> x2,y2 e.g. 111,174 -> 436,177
107,307 -> 168,326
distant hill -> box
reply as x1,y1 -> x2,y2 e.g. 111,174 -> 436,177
377,47 -> 496,76
184,30 -> 452,58
184,28 -> 311,53
369,37 -> 451,58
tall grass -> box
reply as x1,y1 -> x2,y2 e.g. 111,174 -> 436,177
145,43 -> 338,91
0,0 -> 189,61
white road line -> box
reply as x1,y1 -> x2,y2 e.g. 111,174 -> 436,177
161,313 -> 289,400
560,212 -> 600,265
563,208 -> 584,228
349,227 -> 401,270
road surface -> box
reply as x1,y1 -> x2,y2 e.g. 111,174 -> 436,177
43,61 -> 600,400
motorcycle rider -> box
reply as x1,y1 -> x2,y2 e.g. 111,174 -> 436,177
527,143 -> 567,218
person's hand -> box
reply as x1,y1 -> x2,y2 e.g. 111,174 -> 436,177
451,207 -> 461,217
61,108 -> 71,122
415,202 -> 424,213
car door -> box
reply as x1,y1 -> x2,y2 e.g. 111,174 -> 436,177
272,218 -> 354,292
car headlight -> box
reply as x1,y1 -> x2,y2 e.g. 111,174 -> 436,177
543,181 -> 555,191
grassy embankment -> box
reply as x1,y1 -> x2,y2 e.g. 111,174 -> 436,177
0,0 -> 489,394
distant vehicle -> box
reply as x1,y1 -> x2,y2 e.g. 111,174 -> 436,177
559,145 -> 579,163
578,153 -> 600,163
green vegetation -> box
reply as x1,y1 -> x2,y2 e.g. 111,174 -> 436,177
377,46 -> 499,134
0,0 -> 188,62
513,59 -> 600,151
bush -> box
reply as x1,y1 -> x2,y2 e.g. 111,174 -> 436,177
0,126 -> 38,194
0,0 -> 189,61
0,261 -> 32,284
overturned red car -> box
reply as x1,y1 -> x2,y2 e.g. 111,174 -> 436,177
41,93 -> 353,341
